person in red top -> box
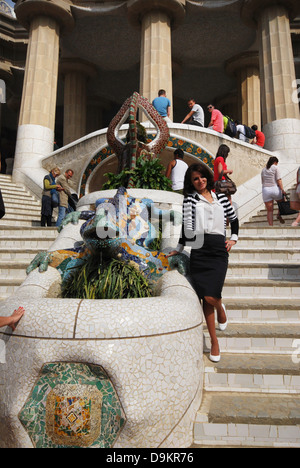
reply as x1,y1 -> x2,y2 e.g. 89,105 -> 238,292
207,104 -> 224,133
213,144 -> 233,182
251,125 -> 265,148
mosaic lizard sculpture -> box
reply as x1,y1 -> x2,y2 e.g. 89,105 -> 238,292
107,91 -> 170,186
26,188 -> 189,290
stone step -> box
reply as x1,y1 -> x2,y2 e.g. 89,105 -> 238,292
237,236 -> 300,249
0,247 -> 45,261
194,392 -> 300,448
0,277 -> 24,296
4,206 -> 42,216
223,278 -> 300,298
0,236 -> 56,249
227,263 -> 300,281
0,225 -> 57,236
0,261 -> 29,278
203,354 -> 300,394
243,219 -> 298,227
223,298 -> 300,324
203,323 -> 300,355
0,184 -> 34,194
2,192 -> 40,203
238,226 -> 300,237
229,247 -> 300,262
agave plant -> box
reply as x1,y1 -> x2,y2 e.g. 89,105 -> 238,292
61,254 -> 153,300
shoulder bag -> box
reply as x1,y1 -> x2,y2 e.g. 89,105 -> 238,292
277,194 -> 298,216
214,171 -> 237,196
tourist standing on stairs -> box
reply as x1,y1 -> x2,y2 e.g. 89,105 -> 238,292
41,167 -> 62,227
167,164 -> 239,363
56,169 -> 74,227
261,157 -> 286,226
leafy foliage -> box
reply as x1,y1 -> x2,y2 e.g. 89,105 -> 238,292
61,254 -> 153,300
103,156 -> 172,191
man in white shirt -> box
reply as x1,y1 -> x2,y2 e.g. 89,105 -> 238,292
165,148 -> 188,193
181,99 -> 204,127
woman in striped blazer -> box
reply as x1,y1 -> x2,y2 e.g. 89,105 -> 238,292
168,163 -> 239,362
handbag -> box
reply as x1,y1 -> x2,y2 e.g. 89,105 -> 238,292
214,171 -> 237,196
277,194 -> 298,216
0,189 -> 5,219
51,190 -> 59,208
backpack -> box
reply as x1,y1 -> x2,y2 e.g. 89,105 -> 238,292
224,116 -> 237,138
243,125 -> 256,140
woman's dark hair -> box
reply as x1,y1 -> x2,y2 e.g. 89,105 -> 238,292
183,163 -> 214,197
216,144 -> 230,161
266,156 -> 279,169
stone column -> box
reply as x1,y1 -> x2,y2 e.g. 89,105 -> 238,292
60,59 -> 96,145
128,0 -> 186,121
241,0 -> 300,159
12,0 -> 74,187
226,52 -> 261,128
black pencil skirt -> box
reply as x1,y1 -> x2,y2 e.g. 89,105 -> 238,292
190,234 -> 229,300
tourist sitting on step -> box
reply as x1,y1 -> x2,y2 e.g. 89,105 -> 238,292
261,156 -> 286,226
0,306 -> 25,330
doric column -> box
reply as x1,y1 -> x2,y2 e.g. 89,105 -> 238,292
60,59 -> 96,145
128,0 -> 186,121
241,0 -> 300,158
226,52 -> 261,129
12,0 -> 74,186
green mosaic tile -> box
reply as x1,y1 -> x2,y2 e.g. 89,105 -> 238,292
19,362 -> 126,448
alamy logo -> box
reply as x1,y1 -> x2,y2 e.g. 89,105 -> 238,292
0,79 -> 6,104
292,79 -> 300,105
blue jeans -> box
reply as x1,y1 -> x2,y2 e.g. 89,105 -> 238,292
56,206 -> 67,227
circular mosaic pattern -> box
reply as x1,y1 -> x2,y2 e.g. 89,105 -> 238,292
19,362 -> 126,448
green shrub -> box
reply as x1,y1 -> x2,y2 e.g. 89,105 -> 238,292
61,254 -> 153,300
103,156 -> 172,191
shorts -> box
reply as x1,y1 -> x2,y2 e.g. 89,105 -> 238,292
262,186 -> 283,203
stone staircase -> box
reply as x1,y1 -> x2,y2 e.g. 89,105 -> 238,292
193,203 -> 300,447
0,174 -> 58,301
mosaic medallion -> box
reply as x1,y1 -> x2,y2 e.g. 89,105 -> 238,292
19,362 -> 126,448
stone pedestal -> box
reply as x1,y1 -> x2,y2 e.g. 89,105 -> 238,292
12,0 -> 74,185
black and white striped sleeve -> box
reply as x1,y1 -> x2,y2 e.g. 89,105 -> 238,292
217,193 -> 239,242
176,195 -> 198,252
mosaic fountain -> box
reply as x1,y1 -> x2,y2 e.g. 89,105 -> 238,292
0,94 -> 203,448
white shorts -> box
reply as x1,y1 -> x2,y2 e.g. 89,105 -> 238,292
262,186 -> 283,203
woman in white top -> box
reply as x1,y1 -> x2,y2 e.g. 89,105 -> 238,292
261,157 -> 286,226
168,163 -> 239,362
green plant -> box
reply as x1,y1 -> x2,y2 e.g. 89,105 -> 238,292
103,156 -> 172,191
61,254 -> 153,300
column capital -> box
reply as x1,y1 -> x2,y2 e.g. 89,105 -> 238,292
127,0 -> 186,29
59,58 -> 97,78
14,0 -> 75,32
241,0 -> 300,29
225,51 -> 259,76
